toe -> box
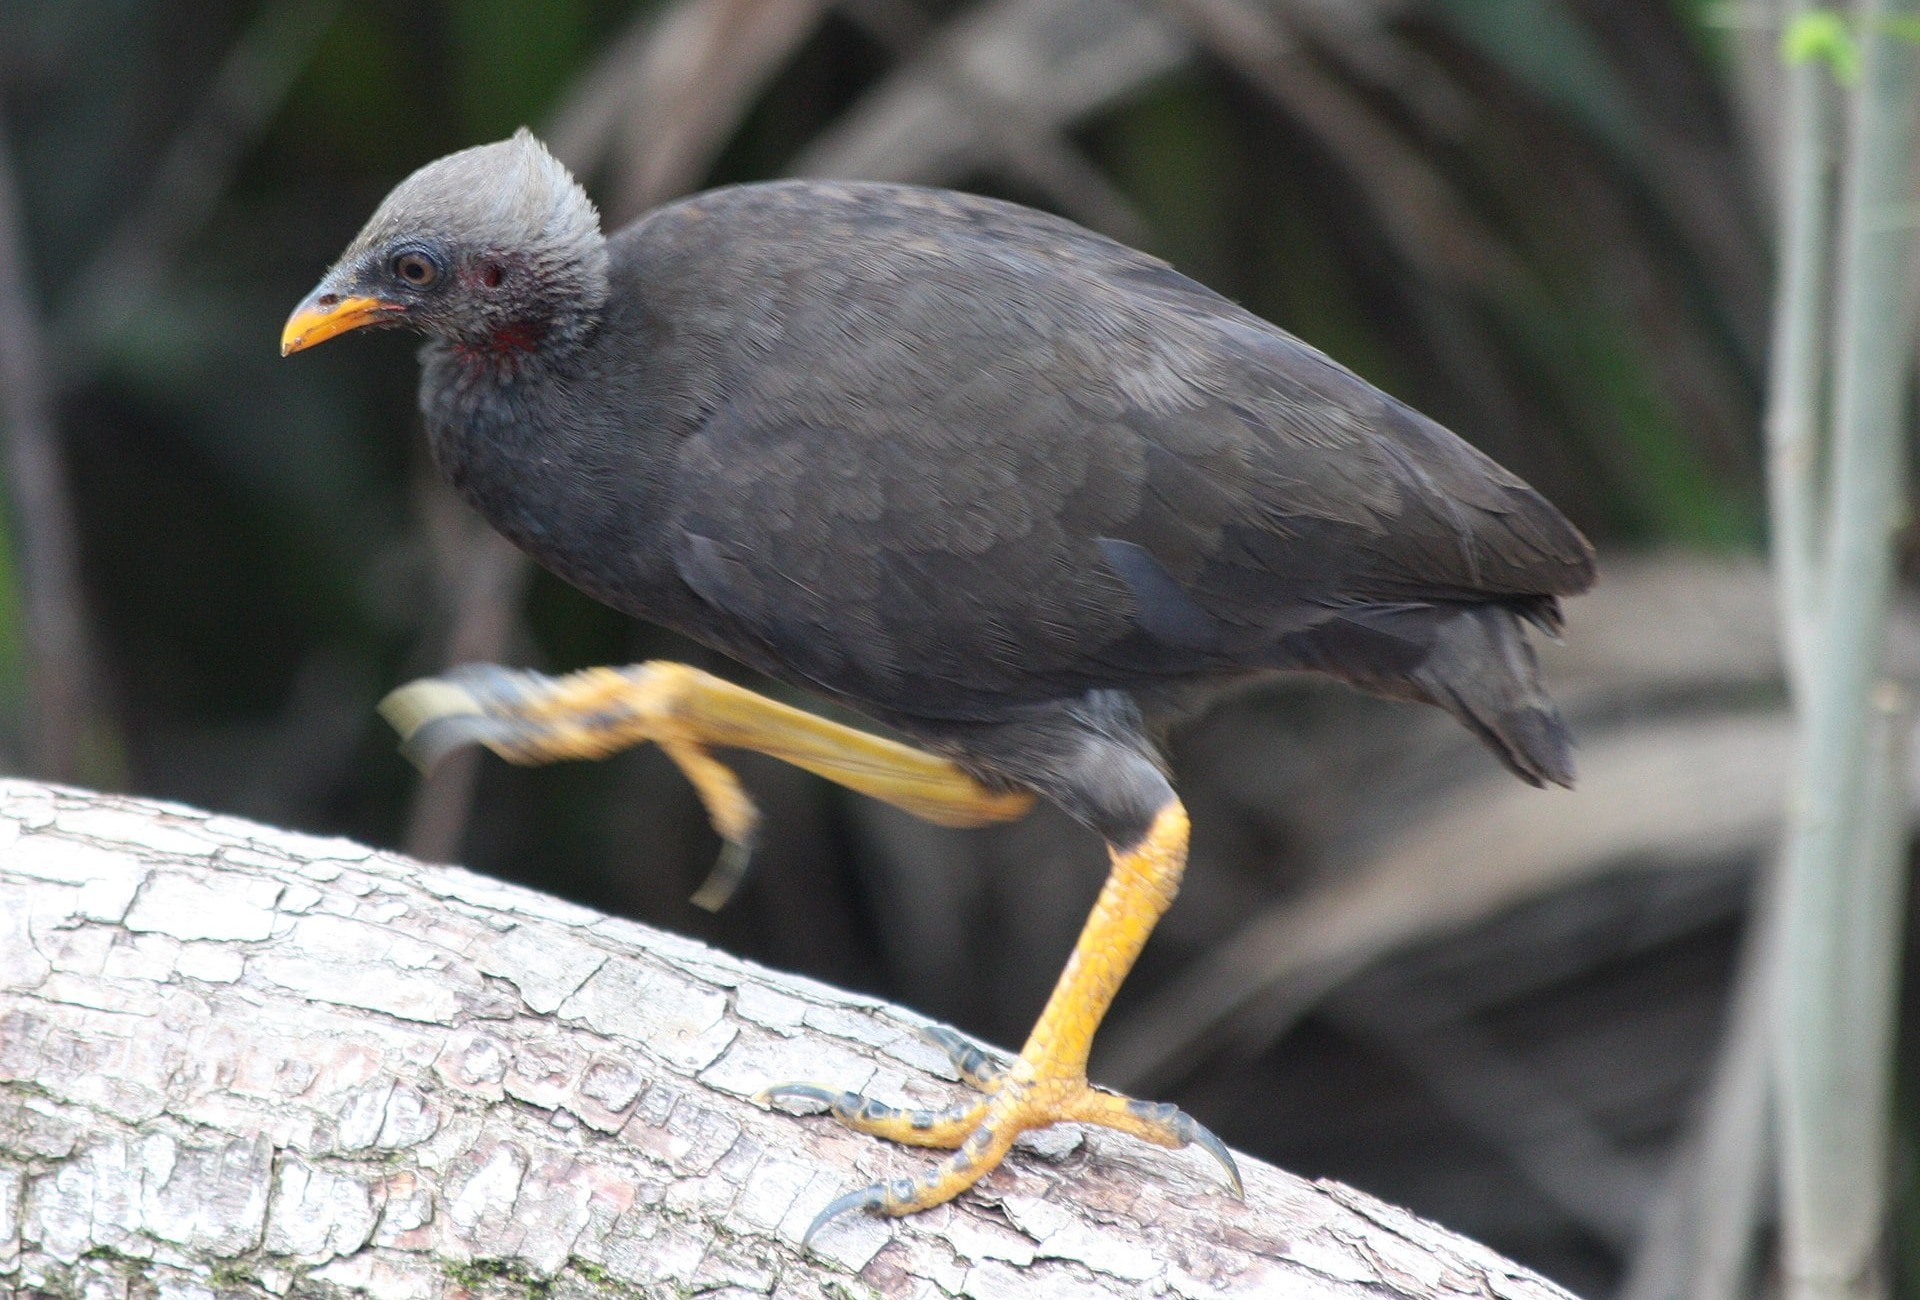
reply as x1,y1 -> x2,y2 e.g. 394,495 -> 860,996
757,1081 -> 988,1146
1063,1091 -> 1243,1195
921,1025 -> 1006,1089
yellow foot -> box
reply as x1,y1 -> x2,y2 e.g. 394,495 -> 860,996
757,1025 -> 1240,1246
379,662 -> 1032,907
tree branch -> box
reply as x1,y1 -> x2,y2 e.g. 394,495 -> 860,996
0,778 -> 1577,1300
0,105 -> 93,783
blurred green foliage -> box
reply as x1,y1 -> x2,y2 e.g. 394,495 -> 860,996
1782,8 -> 1863,81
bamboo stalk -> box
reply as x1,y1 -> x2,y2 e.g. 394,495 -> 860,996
1622,862 -> 1776,1300
1763,0 -> 1837,697
1772,0 -> 1919,1295
1708,3 -> 1841,1295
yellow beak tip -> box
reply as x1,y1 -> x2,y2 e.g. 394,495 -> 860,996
279,294 -> 397,357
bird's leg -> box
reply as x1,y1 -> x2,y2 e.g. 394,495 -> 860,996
380,662 -> 1035,899
383,663 -> 1232,1225
762,800 -> 1241,1241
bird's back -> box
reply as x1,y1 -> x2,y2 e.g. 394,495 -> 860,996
521,181 -> 1595,778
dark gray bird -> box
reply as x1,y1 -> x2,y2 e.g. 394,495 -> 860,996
285,129 -> 1594,1236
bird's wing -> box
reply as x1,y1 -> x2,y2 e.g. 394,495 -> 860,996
652,183 -> 1592,719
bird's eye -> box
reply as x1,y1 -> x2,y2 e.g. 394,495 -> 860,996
392,252 -> 439,286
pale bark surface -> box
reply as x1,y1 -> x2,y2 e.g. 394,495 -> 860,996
0,778 -> 1576,1300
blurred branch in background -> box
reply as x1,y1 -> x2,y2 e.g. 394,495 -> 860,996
549,0 -> 830,225
1621,876 -> 1776,1300
0,0 -> 342,785
0,102 -> 92,782
399,501 -> 531,863
48,0 -> 343,364
1154,0 -> 1521,293
1100,705 -> 1799,1096
1610,2 -> 1862,1293
1330,977 -> 1657,1253
823,0 -> 1152,241
1764,0 -> 1837,691
792,0 -> 1182,225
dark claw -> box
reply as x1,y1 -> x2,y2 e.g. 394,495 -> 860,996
378,677 -> 497,771
380,667 -> 555,770
798,1175 -> 910,1244
920,1026 -> 967,1051
920,1025 -> 1005,1086
689,837 -> 756,912
394,713 -> 504,772
1125,1097 -> 1241,1196
1183,1113 -> 1244,1198
752,1082 -> 843,1111
802,1183 -> 891,1249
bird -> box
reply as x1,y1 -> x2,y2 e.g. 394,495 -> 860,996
283,129 -> 1595,1239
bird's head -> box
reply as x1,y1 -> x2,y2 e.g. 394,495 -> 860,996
281,128 -> 608,360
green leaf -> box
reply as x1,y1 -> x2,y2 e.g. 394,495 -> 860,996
1782,10 -> 1861,86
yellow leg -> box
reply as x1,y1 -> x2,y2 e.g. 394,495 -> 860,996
380,661 -> 1035,906
381,661 -> 1235,1228
1017,801 -> 1188,1078
761,802 -> 1242,1243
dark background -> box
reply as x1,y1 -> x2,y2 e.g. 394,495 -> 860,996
2,2 -> 1903,1295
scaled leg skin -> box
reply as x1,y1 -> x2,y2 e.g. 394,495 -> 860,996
764,800 -> 1241,1244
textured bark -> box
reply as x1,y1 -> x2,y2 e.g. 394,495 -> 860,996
0,778 -> 1576,1300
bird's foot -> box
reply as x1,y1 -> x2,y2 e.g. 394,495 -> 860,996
381,662 -> 716,769
380,663 -> 762,902
379,661 -> 1033,907
758,1024 -> 1240,1245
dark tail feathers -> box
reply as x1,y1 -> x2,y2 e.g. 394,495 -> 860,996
1408,602 -> 1575,788
1272,598 -> 1577,787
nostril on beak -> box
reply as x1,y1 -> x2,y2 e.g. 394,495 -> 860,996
317,293 -> 340,308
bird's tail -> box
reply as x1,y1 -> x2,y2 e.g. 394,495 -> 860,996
1405,601 -> 1575,788
1273,598 -> 1576,788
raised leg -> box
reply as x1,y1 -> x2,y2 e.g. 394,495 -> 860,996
380,661 -> 1034,905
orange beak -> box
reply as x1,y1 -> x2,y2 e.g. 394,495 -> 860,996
280,290 -> 402,356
